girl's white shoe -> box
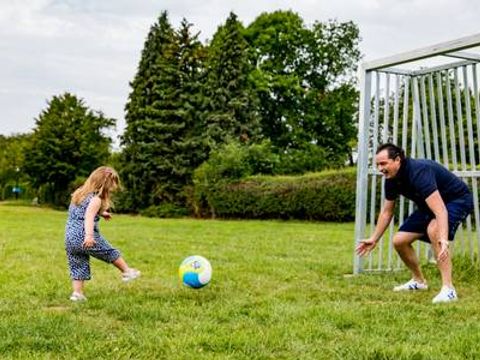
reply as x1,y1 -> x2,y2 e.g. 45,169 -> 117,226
122,268 -> 141,282
70,292 -> 87,302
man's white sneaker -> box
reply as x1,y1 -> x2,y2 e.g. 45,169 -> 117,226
70,292 -> 87,302
432,286 -> 458,304
122,268 -> 141,282
393,279 -> 428,292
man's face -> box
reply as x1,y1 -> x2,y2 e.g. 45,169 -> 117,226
375,149 -> 401,179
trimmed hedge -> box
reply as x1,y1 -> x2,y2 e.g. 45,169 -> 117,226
192,167 -> 357,221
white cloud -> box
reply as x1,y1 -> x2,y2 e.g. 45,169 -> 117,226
1,0 -> 479,142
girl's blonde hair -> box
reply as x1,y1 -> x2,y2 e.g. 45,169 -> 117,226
71,166 -> 121,211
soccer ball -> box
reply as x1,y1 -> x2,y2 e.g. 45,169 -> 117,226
179,255 -> 212,289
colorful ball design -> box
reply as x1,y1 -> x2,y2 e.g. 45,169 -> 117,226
179,255 -> 212,289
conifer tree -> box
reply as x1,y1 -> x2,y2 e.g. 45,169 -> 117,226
205,12 -> 261,148
121,12 -> 206,210
122,11 -> 177,209
156,18 -> 207,204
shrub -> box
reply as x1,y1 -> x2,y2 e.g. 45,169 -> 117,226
192,140 -> 278,217
192,167 -> 357,221
276,144 -> 329,174
191,139 -> 337,216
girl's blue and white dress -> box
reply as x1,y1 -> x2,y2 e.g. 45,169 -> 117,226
65,193 -> 121,280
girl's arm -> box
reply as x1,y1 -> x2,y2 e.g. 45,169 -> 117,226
83,196 -> 102,248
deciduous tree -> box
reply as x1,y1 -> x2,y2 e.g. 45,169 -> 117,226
24,93 -> 114,205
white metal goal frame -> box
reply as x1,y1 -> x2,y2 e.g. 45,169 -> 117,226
354,33 -> 480,274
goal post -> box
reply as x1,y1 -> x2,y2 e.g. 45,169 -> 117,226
353,34 -> 480,274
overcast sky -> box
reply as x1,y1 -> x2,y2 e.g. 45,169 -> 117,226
1,0 -> 480,144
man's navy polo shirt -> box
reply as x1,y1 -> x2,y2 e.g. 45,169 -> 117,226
384,158 -> 470,211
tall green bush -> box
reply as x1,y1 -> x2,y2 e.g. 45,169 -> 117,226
191,168 -> 356,221
192,141 -> 253,217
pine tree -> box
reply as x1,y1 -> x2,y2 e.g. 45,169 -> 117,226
121,11 -> 177,209
121,13 -> 206,210
205,12 -> 261,148
154,18 -> 207,204
164,19 -> 208,203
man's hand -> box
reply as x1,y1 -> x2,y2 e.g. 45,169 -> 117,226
437,239 -> 449,262
356,238 -> 377,257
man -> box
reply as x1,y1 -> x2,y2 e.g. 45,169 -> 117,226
356,143 -> 474,303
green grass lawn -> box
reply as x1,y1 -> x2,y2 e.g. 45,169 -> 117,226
1,203 -> 480,359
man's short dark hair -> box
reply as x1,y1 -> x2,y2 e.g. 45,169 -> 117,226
376,143 -> 405,161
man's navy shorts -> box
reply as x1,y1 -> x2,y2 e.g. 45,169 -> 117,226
399,193 -> 474,243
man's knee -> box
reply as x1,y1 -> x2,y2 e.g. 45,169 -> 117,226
393,233 -> 408,249
393,232 -> 417,249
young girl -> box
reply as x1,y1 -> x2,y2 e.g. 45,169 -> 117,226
65,166 -> 140,301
